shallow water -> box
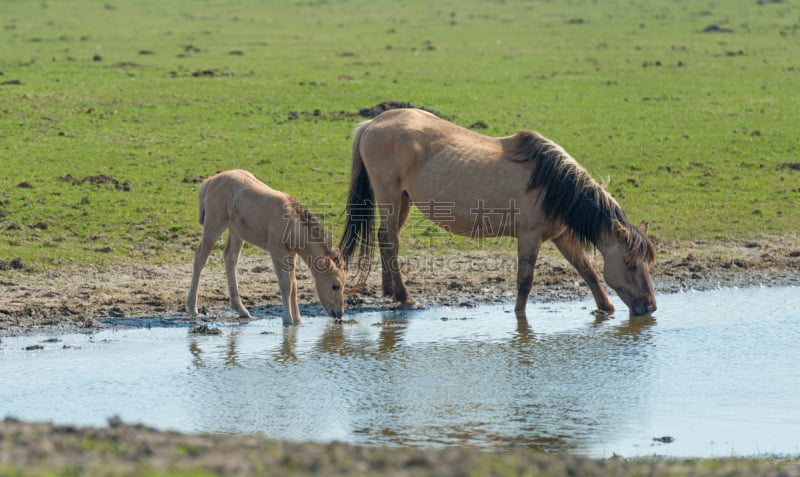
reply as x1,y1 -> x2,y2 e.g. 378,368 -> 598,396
1,287 -> 799,458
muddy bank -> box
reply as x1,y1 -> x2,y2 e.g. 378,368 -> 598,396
1,418 -> 798,477
1,237 -> 798,333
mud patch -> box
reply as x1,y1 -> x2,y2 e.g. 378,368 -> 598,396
0,257 -> 25,270
61,174 -> 131,191
358,101 -> 448,119
282,102 -> 453,124
190,68 -> 234,78
285,109 -> 357,122
702,24 -> 734,33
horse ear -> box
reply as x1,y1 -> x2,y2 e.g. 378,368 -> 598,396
612,220 -> 629,241
318,256 -> 332,271
640,221 -> 650,235
325,254 -> 344,271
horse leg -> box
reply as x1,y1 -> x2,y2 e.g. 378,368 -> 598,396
186,222 -> 226,316
223,232 -> 251,319
271,251 -> 300,324
377,199 -> 416,308
289,258 -> 301,324
515,233 -> 542,318
380,193 -> 411,297
552,233 -> 615,315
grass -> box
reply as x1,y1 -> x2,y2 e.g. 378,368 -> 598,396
1,0 -> 799,271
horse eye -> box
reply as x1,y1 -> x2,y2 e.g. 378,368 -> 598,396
332,284 -> 341,291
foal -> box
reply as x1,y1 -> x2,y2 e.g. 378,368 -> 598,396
186,170 -> 345,324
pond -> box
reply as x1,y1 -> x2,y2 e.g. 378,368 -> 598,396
1,286 -> 798,458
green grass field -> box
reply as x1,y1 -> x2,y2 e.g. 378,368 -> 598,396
1,0 -> 799,270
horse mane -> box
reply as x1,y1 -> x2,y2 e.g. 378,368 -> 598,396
508,131 -> 655,264
286,196 -> 342,263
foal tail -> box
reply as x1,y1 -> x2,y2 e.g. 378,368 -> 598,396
339,121 -> 376,289
198,179 -> 209,225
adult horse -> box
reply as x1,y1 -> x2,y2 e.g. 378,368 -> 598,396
186,170 -> 345,324
339,109 -> 656,317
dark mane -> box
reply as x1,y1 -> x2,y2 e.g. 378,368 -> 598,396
508,131 -> 655,263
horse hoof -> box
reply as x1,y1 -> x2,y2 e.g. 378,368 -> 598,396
400,300 -> 417,310
593,308 -> 614,319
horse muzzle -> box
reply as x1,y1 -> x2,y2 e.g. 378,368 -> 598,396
632,299 -> 657,316
328,307 -> 344,320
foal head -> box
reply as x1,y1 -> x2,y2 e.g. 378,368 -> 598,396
288,197 -> 347,319
313,248 -> 346,319
601,221 -> 657,316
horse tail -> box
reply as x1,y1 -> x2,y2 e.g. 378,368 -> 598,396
339,120 -> 375,290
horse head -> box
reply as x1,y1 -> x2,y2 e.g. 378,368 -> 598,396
602,221 -> 657,316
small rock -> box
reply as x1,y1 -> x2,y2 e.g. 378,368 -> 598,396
108,306 -> 125,317
191,325 -> 221,335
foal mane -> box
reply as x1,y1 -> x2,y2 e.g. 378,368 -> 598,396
287,197 -> 342,262
508,131 -> 655,264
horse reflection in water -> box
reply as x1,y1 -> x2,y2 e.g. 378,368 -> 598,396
340,109 -> 657,318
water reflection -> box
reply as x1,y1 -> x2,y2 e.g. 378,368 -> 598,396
277,326 -> 297,363
316,314 -> 411,358
376,318 -> 409,356
188,341 -> 203,368
224,331 -> 240,368
176,305 -> 657,453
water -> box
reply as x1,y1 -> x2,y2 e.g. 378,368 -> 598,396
1,286 -> 799,458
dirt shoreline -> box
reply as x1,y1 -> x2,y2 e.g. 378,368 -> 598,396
1,237 -> 798,334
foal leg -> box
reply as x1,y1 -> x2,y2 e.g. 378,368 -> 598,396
186,222 -> 226,316
271,250 -> 300,324
223,232 -> 251,319
288,257 -> 300,323
515,233 -> 542,318
552,233 -> 615,315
